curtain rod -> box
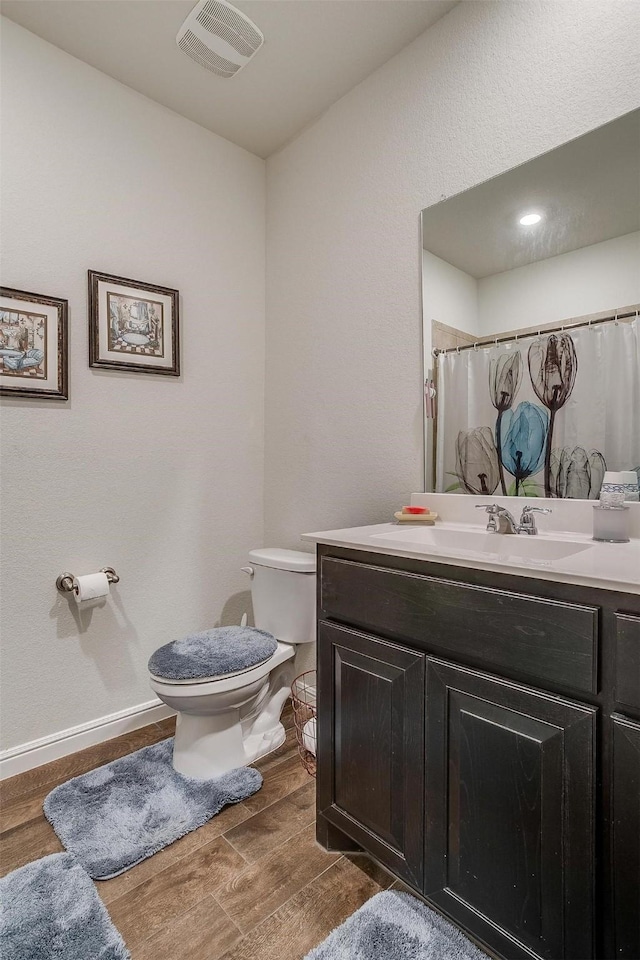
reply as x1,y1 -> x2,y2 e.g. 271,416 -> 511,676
432,308 -> 639,357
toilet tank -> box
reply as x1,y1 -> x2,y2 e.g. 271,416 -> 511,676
246,548 -> 316,644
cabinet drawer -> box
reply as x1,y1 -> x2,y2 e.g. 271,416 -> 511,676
615,613 -> 640,712
320,556 -> 599,694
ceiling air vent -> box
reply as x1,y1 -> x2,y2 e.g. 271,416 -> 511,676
176,0 -> 264,78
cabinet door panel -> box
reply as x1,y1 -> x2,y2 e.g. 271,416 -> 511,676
425,659 -> 595,960
614,614 -> 640,713
317,620 -> 425,888
612,715 -> 640,959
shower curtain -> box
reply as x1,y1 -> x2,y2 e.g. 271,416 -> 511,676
435,318 -> 640,498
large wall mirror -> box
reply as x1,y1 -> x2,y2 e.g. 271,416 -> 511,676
422,109 -> 640,498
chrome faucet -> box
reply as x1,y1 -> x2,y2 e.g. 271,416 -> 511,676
518,504 -> 552,535
476,503 -> 551,535
476,503 -> 519,534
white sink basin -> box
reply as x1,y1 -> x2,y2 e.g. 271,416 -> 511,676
371,525 -> 592,565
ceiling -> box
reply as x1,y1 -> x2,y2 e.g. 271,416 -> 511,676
1,0 -> 457,158
422,109 -> 640,278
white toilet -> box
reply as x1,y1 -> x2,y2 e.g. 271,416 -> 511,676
149,548 -> 316,779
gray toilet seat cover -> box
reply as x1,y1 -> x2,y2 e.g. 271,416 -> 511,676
148,626 -> 278,681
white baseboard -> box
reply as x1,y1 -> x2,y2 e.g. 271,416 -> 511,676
0,700 -> 176,781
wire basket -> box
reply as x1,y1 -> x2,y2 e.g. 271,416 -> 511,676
291,670 -> 317,777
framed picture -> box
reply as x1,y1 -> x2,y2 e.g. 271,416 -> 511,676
88,271 -> 180,376
0,287 -> 68,400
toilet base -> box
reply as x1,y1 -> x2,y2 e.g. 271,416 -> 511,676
244,721 -> 287,765
172,712 -> 287,779
172,708 -> 243,779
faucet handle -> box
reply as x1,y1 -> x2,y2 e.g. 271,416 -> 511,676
518,504 -> 551,535
475,503 -> 500,513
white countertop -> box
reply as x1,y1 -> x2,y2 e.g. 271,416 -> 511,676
302,520 -> 640,595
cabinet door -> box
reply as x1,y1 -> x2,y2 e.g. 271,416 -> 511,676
425,658 -> 596,960
612,715 -> 640,959
317,620 -> 425,888
614,614 -> 640,715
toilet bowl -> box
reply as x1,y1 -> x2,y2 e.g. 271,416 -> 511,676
149,548 -> 316,779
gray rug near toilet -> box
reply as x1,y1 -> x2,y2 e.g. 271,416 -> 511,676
43,737 -> 262,879
304,890 -> 487,960
0,853 -> 130,960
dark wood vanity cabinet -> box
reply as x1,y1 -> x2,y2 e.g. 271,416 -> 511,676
316,545 -> 640,960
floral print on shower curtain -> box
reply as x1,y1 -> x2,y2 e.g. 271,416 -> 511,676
436,318 -> 640,498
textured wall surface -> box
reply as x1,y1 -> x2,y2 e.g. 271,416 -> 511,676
265,0 -> 640,556
477,231 -> 640,334
0,19 -> 266,750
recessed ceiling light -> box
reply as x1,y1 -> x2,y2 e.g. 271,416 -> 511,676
519,213 -> 542,226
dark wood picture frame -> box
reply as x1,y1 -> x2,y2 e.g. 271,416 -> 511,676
0,286 -> 69,400
88,270 -> 180,377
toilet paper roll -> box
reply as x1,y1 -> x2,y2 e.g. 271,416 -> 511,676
72,572 -> 110,606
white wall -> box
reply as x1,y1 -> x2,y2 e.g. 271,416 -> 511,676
477,231 -> 640,334
0,20 -> 266,751
422,249 -> 478,335
265,0 -> 640,572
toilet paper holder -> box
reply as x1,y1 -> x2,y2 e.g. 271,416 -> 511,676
56,567 -> 120,593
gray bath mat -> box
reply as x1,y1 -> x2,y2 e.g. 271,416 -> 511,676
0,852 -> 130,959
43,737 -> 261,879
305,890 -> 487,960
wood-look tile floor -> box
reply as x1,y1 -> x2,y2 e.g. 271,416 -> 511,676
0,704 -> 396,960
